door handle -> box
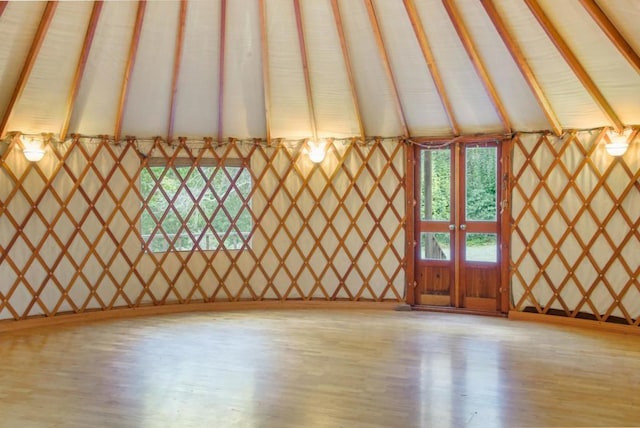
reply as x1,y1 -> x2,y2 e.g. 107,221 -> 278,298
449,224 -> 455,231
460,224 -> 466,230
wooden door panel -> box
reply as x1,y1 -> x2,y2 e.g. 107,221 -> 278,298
418,266 -> 451,305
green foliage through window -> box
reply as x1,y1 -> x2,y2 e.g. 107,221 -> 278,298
140,158 -> 252,252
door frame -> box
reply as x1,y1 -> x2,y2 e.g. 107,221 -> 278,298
405,137 -> 511,313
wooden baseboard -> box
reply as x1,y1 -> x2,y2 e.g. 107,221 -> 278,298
0,300 -> 401,334
508,310 -> 640,336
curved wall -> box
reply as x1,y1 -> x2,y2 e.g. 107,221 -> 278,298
0,137 -> 406,322
510,130 -> 640,325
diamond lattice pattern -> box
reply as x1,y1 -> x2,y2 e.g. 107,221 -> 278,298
0,137 -> 405,320
510,131 -> 640,325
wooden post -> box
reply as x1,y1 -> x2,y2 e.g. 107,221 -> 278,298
404,140 -> 416,305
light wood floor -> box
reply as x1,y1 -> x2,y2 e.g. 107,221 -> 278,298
1,309 -> 639,427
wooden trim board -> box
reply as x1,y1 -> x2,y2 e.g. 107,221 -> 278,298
509,310 -> 640,336
0,301 -> 399,334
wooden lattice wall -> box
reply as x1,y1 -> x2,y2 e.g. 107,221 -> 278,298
0,136 -> 406,321
511,130 -> 640,326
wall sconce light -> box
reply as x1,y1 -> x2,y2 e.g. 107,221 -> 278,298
21,135 -> 46,162
605,128 -> 631,157
307,139 -> 327,164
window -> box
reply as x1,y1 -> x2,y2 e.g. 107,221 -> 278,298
140,158 -> 252,252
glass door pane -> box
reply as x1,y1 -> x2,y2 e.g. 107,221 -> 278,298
420,149 -> 450,221
465,147 -> 497,222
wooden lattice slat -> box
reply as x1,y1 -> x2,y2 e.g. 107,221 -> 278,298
0,136 -> 406,321
510,130 -> 640,326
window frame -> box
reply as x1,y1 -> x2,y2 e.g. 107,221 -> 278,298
139,156 -> 252,254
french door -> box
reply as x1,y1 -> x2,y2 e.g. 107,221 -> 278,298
414,142 -> 504,312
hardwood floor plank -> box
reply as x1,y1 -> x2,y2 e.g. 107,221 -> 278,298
0,310 -> 639,427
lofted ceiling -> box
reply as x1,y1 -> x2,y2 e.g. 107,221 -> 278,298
0,0 -> 639,143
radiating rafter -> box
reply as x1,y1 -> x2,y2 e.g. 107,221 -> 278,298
403,0 -> 459,136
0,2 -> 8,18
480,0 -> 562,136
216,0 -> 227,144
331,0 -> 365,141
524,0 -> 624,133
578,0 -> 640,75
60,1 -> 103,141
293,0 -> 318,141
167,0 -> 187,143
0,1 -> 57,138
442,0 -> 511,134
364,0 -> 409,138
114,0 -> 146,141
259,0 -> 272,144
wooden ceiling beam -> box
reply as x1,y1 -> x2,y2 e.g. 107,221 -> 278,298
258,0 -> 272,144
442,0 -> 511,135
293,0 -> 318,142
0,2 -> 8,18
403,0 -> 459,136
331,0 -> 365,141
114,0 -> 146,142
216,0 -> 227,144
578,0 -> 640,75
167,0 -> 187,143
363,0 -> 409,139
0,1 -> 57,138
60,1 -> 103,141
524,0 -> 624,133
480,0 -> 562,136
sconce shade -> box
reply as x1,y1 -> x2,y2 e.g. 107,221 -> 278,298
308,140 -> 327,164
605,130 -> 630,157
21,136 -> 46,162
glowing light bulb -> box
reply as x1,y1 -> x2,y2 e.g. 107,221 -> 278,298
308,140 -> 326,164
22,136 -> 45,162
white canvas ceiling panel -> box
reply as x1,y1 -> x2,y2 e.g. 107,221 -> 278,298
70,1 -> 138,137
266,0 -> 312,139
414,0 -> 503,134
372,0 -> 451,137
456,0 -> 549,132
338,0 -> 402,138
300,0 -> 360,139
121,1 -> 179,138
597,0 -> 640,62
7,2 -> 92,135
494,0 -> 609,130
0,2 -> 46,136
537,0 -> 640,126
222,0 -> 265,139
173,0 -> 221,138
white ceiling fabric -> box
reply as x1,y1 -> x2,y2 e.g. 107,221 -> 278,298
0,0 -> 638,141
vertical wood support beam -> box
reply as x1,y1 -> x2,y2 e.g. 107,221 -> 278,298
480,0 -> 562,136
524,0 -> 624,133
578,0 -> 640,75
258,0 -> 272,144
167,0 -> 187,143
403,0 -> 460,136
500,136 -> 513,313
331,0 -> 365,141
442,0 -> 511,135
216,0 -> 227,144
293,0 -> 318,141
114,0 -> 146,142
363,0 -> 409,139
404,140 -> 416,304
60,1 -> 103,141
0,1 -> 57,138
